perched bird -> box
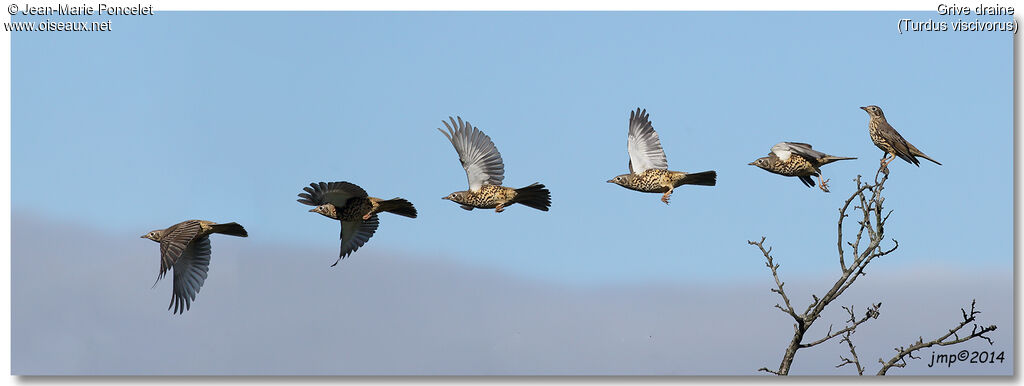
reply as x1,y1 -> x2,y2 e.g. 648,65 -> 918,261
141,220 -> 248,314
298,181 -> 416,266
607,108 -> 716,204
861,105 -> 941,170
437,116 -> 551,213
749,142 -> 856,192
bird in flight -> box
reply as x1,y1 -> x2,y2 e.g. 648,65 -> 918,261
141,219 -> 248,314
861,105 -> 941,171
607,108 -> 716,204
749,142 -> 856,192
437,116 -> 551,213
298,181 -> 416,266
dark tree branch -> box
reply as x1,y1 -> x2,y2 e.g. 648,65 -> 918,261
837,179 -> 872,272
751,163 -> 996,375
748,237 -> 798,320
877,300 -> 997,375
757,367 -> 782,375
831,303 -> 872,372
837,335 -> 864,375
800,303 -> 880,349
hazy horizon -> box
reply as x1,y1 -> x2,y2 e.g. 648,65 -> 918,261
11,210 -> 1012,375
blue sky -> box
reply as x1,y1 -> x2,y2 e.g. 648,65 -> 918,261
10,11 -> 1012,375
13,11 -> 1010,282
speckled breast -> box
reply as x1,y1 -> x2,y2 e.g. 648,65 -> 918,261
776,156 -> 816,177
630,169 -> 673,193
465,185 -> 517,208
869,123 -> 895,153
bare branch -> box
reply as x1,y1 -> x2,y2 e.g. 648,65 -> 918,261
837,175 -> 873,272
834,305 -> 871,375
758,367 -> 781,375
837,333 -> 865,375
877,300 -> 998,375
749,238 -> 798,320
754,162 -> 997,376
800,303 -> 880,348
869,240 -> 899,260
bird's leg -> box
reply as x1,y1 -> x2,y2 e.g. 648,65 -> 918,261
495,203 -> 505,213
362,212 -> 373,220
883,153 -> 896,167
817,175 -> 831,193
661,188 -> 673,205
880,153 -> 895,174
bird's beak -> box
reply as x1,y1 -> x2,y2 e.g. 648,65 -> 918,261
308,208 -> 317,212
441,196 -> 448,200
606,179 -> 613,183
747,162 -> 755,166
859,106 -> 868,111
139,235 -> 146,238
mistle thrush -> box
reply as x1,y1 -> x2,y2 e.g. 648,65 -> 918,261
298,181 -> 416,266
142,220 -> 248,314
607,108 -> 716,204
437,116 -> 551,213
749,142 -> 856,192
861,105 -> 941,170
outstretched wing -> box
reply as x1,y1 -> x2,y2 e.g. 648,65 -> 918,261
338,215 -> 380,260
437,116 -> 504,191
626,108 -> 668,174
157,220 -> 202,281
297,181 -> 368,208
169,235 -> 211,314
771,142 -> 827,162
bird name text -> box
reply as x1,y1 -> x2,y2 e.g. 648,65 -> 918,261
937,3 -> 1015,15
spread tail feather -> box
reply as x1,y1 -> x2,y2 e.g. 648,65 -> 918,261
210,222 -> 248,237
679,170 -> 717,186
514,183 -> 551,212
378,198 -> 418,218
